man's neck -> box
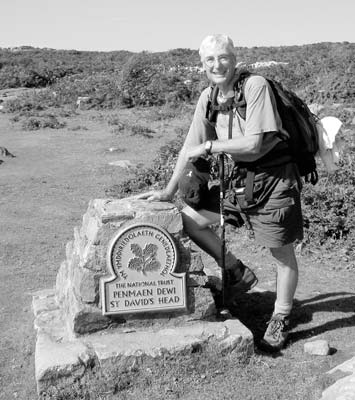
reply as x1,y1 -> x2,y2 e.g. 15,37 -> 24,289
218,85 -> 235,98
217,72 -> 237,96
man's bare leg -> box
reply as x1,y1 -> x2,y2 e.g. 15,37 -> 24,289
181,205 -> 257,288
261,243 -> 298,350
181,205 -> 223,264
271,243 -> 298,316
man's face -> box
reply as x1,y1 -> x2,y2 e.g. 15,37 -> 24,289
201,43 -> 236,88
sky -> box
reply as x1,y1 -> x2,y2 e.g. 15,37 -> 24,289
1,0 -> 354,52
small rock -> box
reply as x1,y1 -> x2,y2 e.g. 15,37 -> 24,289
304,339 -> 330,355
108,160 -> 135,169
123,329 -> 136,333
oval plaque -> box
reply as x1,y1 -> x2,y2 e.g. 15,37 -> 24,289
101,223 -> 187,315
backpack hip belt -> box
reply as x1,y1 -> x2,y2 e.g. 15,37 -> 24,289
230,141 -> 293,206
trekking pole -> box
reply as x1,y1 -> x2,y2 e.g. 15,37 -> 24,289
218,152 -> 231,319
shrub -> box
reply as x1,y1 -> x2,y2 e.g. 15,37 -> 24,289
119,52 -> 165,107
130,124 -> 155,138
21,114 -> 66,130
106,114 -> 125,133
3,89 -> 60,113
69,125 -> 88,131
301,125 -> 355,254
105,126 -> 185,198
52,72 -> 122,109
106,114 -> 123,126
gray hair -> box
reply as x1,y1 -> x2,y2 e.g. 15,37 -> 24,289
199,34 -> 235,61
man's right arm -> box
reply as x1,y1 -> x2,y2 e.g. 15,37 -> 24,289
137,89 -> 216,201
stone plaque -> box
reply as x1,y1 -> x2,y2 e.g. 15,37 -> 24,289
101,223 -> 186,315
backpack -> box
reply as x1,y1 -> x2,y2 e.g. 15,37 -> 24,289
206,70 -> 320,185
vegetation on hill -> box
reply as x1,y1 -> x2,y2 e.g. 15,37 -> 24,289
1,42 -> 354,109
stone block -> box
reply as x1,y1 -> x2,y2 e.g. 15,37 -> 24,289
73,226 -> 85,261
327,356 -> 355,375
34,304 -> 254,396
35,332 -> 93,394
320,374 -> 355,400
173,238 -> 191,273
65,288 -> 110,335
201,252 -> 221,279
55,261 -> 69,304
133,209 -> 183,234
32,289 -> 58,317
187,286 -> 216,320
189,251 -> 205,272
81,213 -> 101,245
72,266 -> 99,304
187,272 -> 209,287
72,306 -> 111,335
65,240 -> 74,261
304,339 -> 330,355
79,244 -> 106,272
320,356 -> 355,400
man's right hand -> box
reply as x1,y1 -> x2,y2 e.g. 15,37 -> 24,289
135,190 -> 173,202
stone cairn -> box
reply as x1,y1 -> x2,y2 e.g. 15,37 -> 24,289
32,198 -> 253,396
55,198 -> 217,334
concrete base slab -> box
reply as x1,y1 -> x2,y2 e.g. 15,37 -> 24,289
33,289 -> 254,397
320,356 -> 355,400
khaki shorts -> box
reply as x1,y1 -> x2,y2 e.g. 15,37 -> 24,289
202,162 -> 304,248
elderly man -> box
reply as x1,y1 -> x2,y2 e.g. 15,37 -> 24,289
138,34 -> 303,351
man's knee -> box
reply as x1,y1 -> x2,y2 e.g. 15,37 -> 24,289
270,243 -> 297,267
181,206 -> 219,230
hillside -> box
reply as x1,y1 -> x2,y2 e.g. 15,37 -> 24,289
0,42 -> 354,107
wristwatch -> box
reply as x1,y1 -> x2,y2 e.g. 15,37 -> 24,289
205,140 -> 213,156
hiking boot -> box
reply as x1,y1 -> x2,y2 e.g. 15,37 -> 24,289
260,314 -> 290,351
225,261 -> 258,293
207,261 -> 257,313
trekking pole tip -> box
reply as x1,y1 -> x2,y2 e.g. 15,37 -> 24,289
218,308 -> 233,321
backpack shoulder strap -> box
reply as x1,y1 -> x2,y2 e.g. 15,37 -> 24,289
205,85 -> 220,123
233,70 -> 254,120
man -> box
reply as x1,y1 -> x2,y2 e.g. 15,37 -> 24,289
138,34 -> 303,351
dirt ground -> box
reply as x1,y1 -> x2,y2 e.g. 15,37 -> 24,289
0,109 -> 355,400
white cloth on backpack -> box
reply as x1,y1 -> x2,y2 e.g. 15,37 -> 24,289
316,116 -> 342,173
